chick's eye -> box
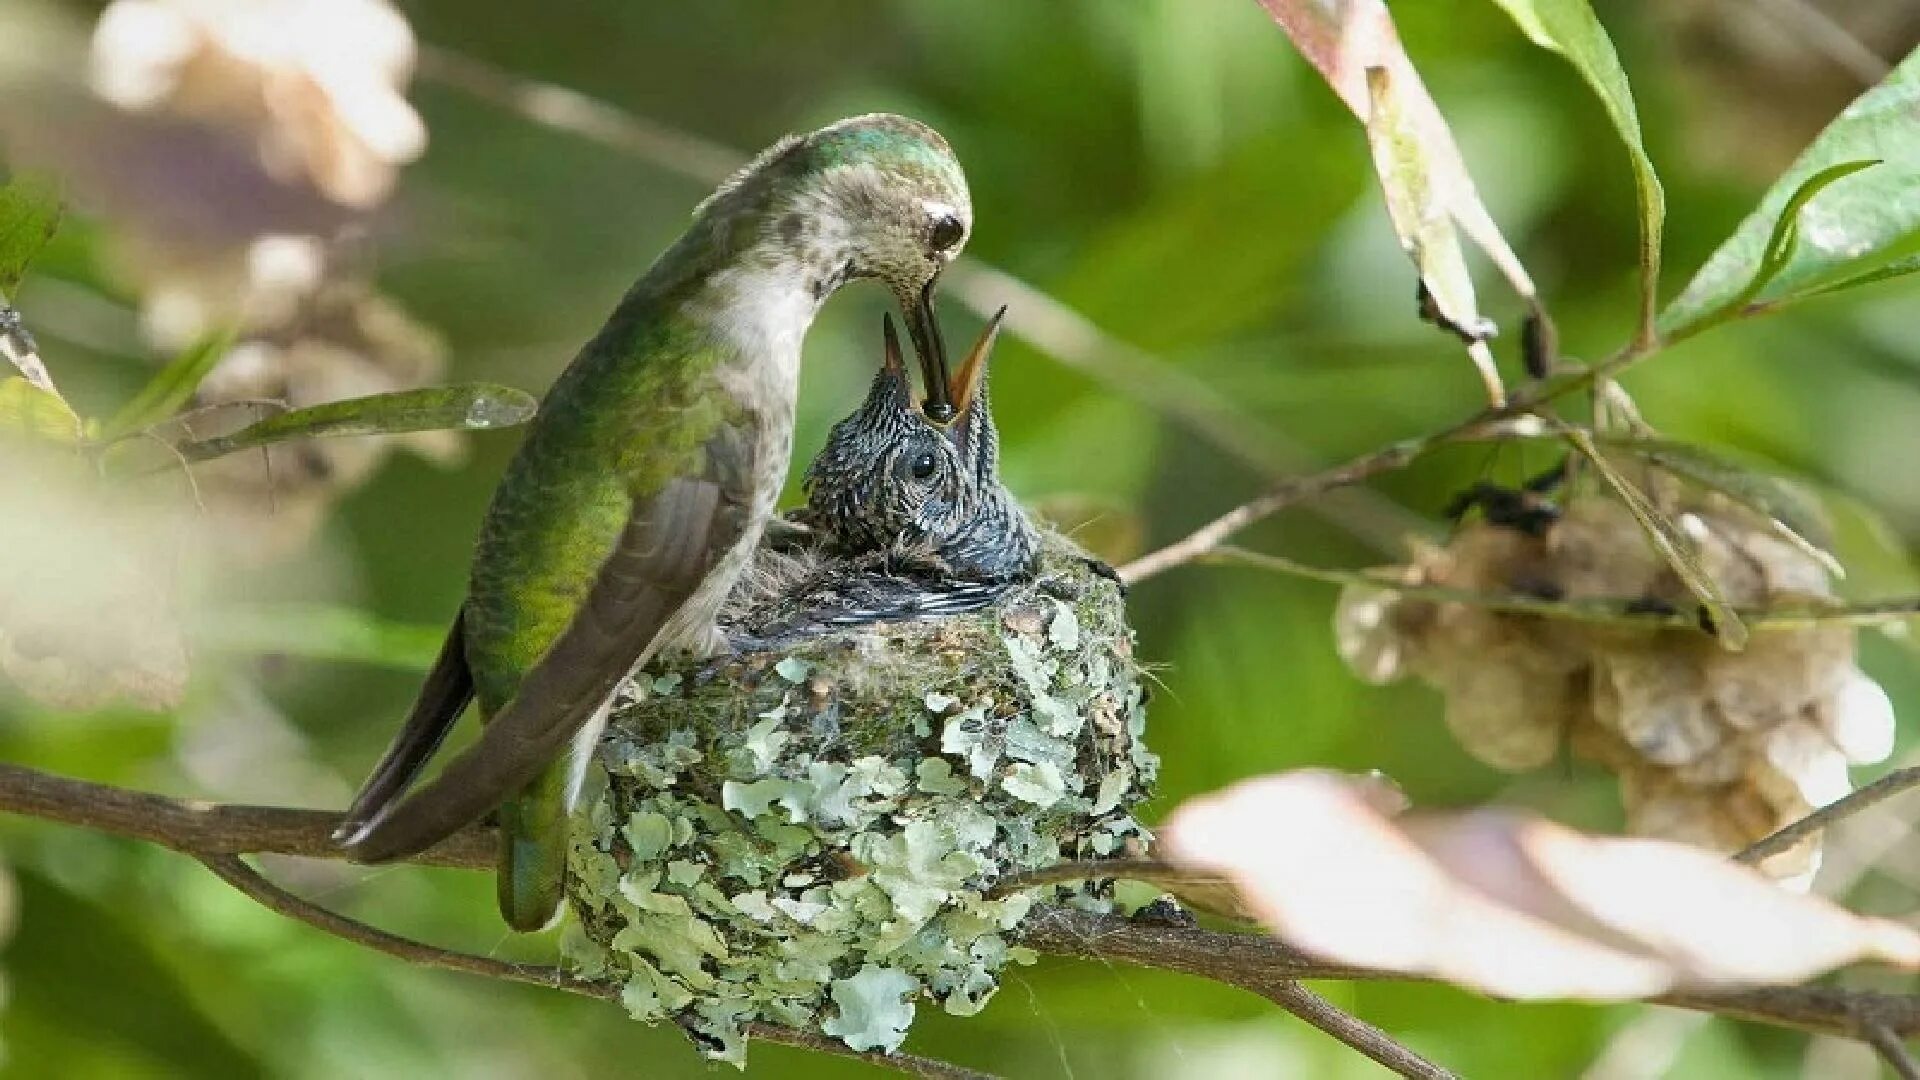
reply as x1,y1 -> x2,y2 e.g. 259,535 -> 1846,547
927,213 -> 964,254
909,451 -> 938,481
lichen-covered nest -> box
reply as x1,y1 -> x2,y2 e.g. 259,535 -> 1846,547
561,530 -> 1155,1063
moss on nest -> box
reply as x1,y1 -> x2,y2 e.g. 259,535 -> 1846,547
561,530 -> 1156,1064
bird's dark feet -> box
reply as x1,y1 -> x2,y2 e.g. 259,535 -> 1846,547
1130,896 -> 1196,928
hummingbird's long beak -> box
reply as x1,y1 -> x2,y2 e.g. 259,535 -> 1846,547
905,278 -> 954,423
879,313 -> 913,398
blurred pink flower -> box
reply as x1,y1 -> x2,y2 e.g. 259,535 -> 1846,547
89,0 -> 427,207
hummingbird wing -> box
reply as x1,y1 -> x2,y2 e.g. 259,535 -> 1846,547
334,609 -> 476,840
341,426 -> 756,864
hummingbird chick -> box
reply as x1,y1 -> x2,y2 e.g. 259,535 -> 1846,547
727,309 -> 1038,643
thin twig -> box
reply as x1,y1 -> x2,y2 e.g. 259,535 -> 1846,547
196,853 -> 580,990
1209,544 -> 1920,630
1262,979 -> 1458,1080
1736,768 -> 1920,866
1118,426 -> 1461,584
415,47 -> 744,184
412,43 -> 1425,555
1864,1022 -> 1920,1080
1116,345 -> 1697,585
939,263 -> 1427,552
1747,0 -> 1892,86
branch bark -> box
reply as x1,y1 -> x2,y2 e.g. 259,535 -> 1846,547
0,762 -> 494,869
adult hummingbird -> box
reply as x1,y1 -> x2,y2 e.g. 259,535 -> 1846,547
728,310 -> 1037,641
336,114 -> 973,931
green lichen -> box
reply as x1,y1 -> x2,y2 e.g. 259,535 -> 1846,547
562,531 -> 1156,1064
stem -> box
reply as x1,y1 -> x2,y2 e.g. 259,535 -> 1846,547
1865,1023 -> 1920,1080
1263,980 -> 1458,1079
1735,767 -> 1920,866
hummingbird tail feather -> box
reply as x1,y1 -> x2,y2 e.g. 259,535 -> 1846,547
336,611 -> 476,845
495,706 -> 608,931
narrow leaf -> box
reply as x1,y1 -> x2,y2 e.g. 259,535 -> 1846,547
177,383 -> 538,463
1794,252 -> 1920,302
1690,160 -> 1882,334
1562,427 -> 1748,648
1254,0 -> 1536,401
1488,0 -> 1664,342
1601,436 -> 1842,578
1662,47 -> 1920,338
101,330 -> 236,440
0,174 -> 62,294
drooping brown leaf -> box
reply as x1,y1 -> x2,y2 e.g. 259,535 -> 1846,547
1158,772 -> 1920,999
1254,0 -> 1538,403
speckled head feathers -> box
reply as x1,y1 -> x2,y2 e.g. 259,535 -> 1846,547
804,313 -> 1035,584
700,114 -> 972,301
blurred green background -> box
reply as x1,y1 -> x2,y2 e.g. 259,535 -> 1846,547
4,1 -> 1920,1077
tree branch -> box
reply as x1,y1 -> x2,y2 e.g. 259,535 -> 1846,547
1019,906 -> 1920,1042
10,759 -> 1920,1074
0,762 -> 493,869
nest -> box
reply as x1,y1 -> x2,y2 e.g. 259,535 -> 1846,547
561,530 -> 1155,1063
1337,493 -> 1894,888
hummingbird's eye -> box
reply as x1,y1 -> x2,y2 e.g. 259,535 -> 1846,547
927,213 -> 964,254
909,451 -> 939,481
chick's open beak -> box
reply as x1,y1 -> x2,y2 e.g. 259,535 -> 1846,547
878,312 -> 914,400
947,305 -> 1005,423
904,278 -> 954,423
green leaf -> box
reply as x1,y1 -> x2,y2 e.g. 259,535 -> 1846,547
1488,0 -> 1664,341
1682,160 -> 1881,335
100,330 -> 236,440
1561,426 -> 1749,649
0,174 -> 62,294
1662,46 -> 1920,338
177,383 -> 538,462
1597,436 -> 1842,579
193,603 -> 445,669
1793,252 -> 1920,302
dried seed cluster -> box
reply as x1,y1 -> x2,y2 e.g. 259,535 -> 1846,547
564,533 -> 1156,1064
1336,494 -> 1894,887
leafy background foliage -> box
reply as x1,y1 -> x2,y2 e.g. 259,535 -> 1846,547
4,1 -> 1920,1077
